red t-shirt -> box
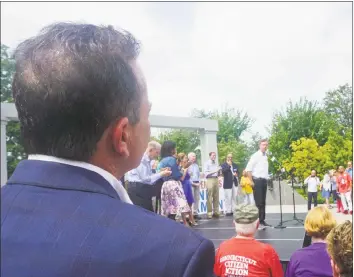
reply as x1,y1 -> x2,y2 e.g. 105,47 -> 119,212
214,237 -> 283,277
337,173 -> 352,193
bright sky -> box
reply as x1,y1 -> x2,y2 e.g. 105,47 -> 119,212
1,2 -> 352,141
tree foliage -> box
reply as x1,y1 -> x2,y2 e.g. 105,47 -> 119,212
323,84 -> 353,129
156,106 -> 254,168
218,138 -> 249,171
1,44 -> 14,102
283,138 -> 331,182
1,44 -> 27,177
283,131 -> 353,183
321,130 -> 353,169
156,129 -> 200,156
191,106 -> 253,143
268,98 -> 338,166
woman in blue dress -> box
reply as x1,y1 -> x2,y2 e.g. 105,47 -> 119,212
177,153 -> 197,226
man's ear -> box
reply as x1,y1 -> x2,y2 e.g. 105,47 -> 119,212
256,220 -> 260,229
112,117 -> 130,157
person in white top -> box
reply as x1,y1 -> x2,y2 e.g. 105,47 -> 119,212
320,170 -> 332,209
304,170 -> 321,210
245,139 -> 271,229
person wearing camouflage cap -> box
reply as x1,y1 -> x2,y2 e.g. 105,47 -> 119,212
233,204 -> 259,225
214,204 -> 283,277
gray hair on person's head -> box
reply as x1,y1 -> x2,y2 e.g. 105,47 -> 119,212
147,141 -> 161,151
188,152 -> 196,160
234,220 -> 259,236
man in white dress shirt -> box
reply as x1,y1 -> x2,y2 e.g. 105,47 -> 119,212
126,141 -> 171,211
245,139 -> 271,229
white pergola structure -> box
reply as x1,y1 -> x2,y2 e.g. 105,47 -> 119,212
1,102 -> 218,186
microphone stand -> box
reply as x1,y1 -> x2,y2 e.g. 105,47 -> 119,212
274,168 -> 286,229
281,170 -> 304,225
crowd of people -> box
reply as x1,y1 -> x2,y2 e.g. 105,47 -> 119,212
1,22 -> 352,277
215,205 -> 353,277
305,162 -> 353,214
124,139 -> 354,277
124,140 -> 262,225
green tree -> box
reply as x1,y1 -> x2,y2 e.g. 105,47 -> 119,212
218,138 -> 249,171
268,98 -> 337,168
248,132 -> 263,154
157,106 -> 254,168
191,106 -> 253,142
1,44 -> 14,102
323,84 -> 353,129
283,138 -> 331,182
157,129 -> 200,156
190,106 -> 253,167
1,44 -> 27,177
322,130 -> 353,169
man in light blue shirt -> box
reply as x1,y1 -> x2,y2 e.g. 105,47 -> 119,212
188,152 -> 201,220
126,141 -> 171,211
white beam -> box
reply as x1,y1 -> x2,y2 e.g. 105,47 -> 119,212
0,103 -> 219,132
1,103 -> 18,121
149,115 -> 218,131
199,130 -> 218,168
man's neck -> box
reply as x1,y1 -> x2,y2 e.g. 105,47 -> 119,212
235,235 -> 254,239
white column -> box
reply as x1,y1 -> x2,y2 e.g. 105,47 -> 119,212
199,130 -> 218,168
1,119 -> 8,186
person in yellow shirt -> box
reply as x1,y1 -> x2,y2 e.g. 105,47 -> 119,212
240,170 -> 255,205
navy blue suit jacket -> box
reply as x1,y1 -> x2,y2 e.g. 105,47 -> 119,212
1,160 -> 215,277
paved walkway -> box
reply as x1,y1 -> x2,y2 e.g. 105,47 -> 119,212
265,180 -> 352,223
266,180 -> 306,206
266,204 -> 352,224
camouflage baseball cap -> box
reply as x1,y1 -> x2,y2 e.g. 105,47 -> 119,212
233,204 -> 259,224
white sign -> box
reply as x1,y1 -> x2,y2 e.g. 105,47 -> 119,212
197,188 -> 225,214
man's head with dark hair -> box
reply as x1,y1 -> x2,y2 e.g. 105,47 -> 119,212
160,141 -> 177,159
258,138 -> 268,153
12,22 -> 151,178
209,152 -> 216,161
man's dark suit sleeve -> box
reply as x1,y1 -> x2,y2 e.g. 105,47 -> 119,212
183,239 -> 215,277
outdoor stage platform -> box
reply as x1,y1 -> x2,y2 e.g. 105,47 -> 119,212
194,213 -> 306,270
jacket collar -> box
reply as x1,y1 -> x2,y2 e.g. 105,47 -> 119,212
7,159 -> 122,200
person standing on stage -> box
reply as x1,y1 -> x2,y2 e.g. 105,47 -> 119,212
245,139 -> 271,230
220,153 -> 239,216
188,152 -> 201,220
126,141 -> 171,211
204,152 -> 221,219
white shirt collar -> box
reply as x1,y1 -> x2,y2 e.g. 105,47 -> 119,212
28,154 -> 133,204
